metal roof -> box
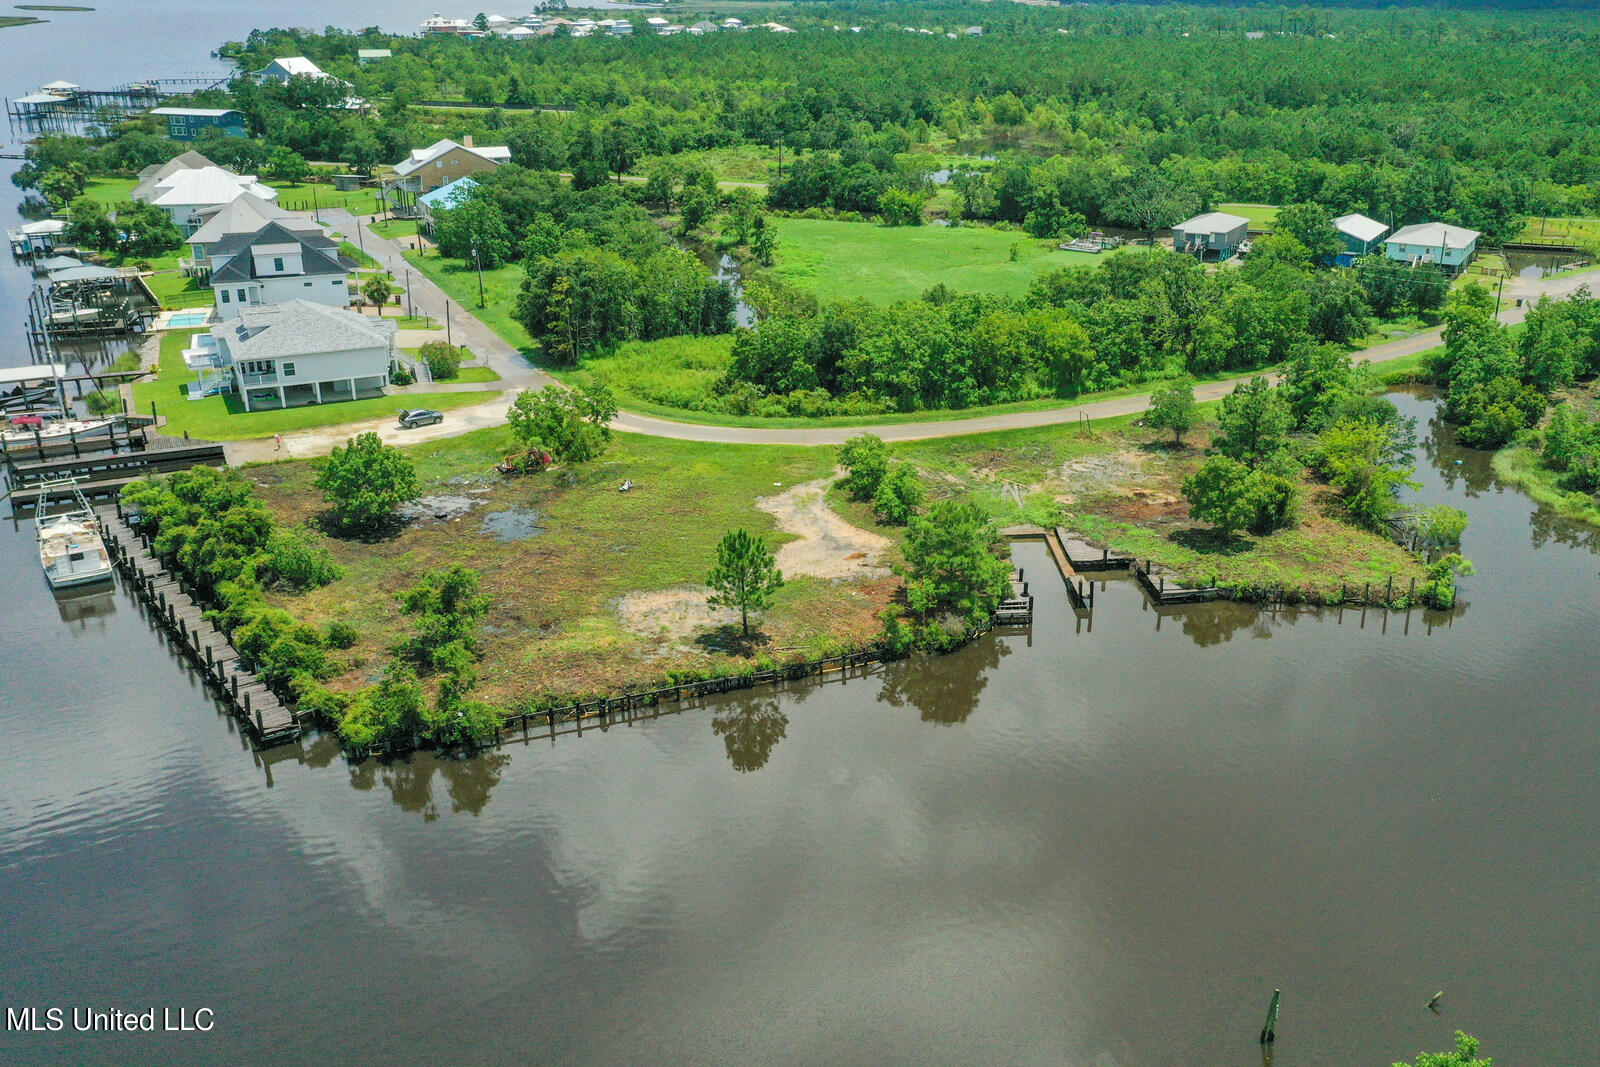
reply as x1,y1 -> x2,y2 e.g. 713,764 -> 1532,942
1333,213 -> 1389,244
1174,211 -> 1250,233
150,107 -> 244,119
1386,221 -> 1480,249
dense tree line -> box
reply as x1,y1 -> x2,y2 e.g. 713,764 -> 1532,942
715,238 -> 1426,416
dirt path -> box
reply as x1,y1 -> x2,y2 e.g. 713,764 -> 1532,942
756,476 -> 890,580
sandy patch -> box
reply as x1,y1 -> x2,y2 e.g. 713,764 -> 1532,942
616,586 -> 741,640
756,476 -> 890,580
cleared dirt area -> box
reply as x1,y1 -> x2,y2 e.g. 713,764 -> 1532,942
755,476 -> 891,580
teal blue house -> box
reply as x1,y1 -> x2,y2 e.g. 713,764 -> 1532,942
150,107 -> 247,142
1384,221 -> 1479,273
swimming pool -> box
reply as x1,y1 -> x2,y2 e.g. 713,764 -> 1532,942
168,312 -> 211,327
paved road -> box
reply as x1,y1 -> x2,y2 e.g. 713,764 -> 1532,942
226,217 -> 1597,463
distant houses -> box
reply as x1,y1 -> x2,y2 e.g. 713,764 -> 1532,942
356,49 -> 392,66
1385,222 -> 1480,273
1172,211 -> 1250,260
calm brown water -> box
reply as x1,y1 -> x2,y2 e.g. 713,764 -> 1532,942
6,12 -> 1600,1067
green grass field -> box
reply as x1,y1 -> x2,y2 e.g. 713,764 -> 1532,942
1217,202 -> 1280,229
145,272 -> 215,310
131,329 -> 485,440
1518,216 -> 1600,256
79,176 -> 137,207
401,249 -> 538,353
768,218 -> 1140,305
370,218 -> 419,240
269,182 -> 385,218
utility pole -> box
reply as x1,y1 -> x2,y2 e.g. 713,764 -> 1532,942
1259,989 -> 1280,1045
473,246 -> 485,308
446,302 -> 452,347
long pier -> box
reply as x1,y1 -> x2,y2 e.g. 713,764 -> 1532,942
5,439 -> 226,516
99,506 -> 300,747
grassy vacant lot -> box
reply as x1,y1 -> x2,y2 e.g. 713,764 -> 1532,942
402,248 -> 538,353
1216,202 -> 1280,229
130,329 -> 482,440
79,176 -> 137,206
145,271 -> 214,310
250,428 -> 893,705
896,415 -> 1427,600
1518,216 -> 1600,256
370,218 -> 419,240
270,182 -> 385,217
768,218 -> 1139,304
637,144 -> 774,186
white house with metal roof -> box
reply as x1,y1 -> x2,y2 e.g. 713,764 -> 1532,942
206,301 -> 396,411
207,222 -> 356,320
1172,211 -> 1250,259
1385,222 -> 1480,272
136,165 -> 278,234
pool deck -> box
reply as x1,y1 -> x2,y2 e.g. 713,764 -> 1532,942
155,308 -> 215,330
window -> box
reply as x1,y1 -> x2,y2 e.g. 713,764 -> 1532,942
236,289 -> 246,302
304,281 -> 313,287
219,290 -> 230,303
273,257 -> 284,272
282,362 -> 296,378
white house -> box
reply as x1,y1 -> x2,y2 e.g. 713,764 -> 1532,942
357,48 -> 392,65
130,150 -> 215,202
1172,211 -> 1250,258
258,56 -> 335,84
208,301 -> 397,411
206,221 -> 355,320
137,165 -> 278,235
182,196 -> 321,277
1385,222 -> 1480,273
421,13 -> 471,34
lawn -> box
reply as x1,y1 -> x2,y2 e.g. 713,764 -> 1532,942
131,329 -> 485,441
79,176 -> 137,207
636,144 -> 775,186
1518,216 -> 1600,256
767,218 -> 1140,305
339,240 -> 380,269
249,427 -> 890,705
370,218 -> 418,240
1217,202 -> 1280,229
144,272 -> 215,310
269,182 -> 386,218
402,248 -> 538,353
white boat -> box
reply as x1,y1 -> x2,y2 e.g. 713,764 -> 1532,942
1,414 -> 119,446
36,479 -> 113,589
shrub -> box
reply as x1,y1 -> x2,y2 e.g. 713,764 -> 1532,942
314,432 -> 420,534
325,620 -> 358,649
838,433 -> 890,501
84,389 -> 121,415
417,340 -> 462,380
262,527 -> 342,590
872,462 -> 925,525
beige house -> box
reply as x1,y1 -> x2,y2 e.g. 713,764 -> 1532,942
384,137 -> 510,214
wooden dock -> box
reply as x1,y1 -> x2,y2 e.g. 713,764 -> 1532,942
5,439 -> 225,515
99,507 -> 300,748
1058,530 -> 1136,572
1131,558 -> 1224,605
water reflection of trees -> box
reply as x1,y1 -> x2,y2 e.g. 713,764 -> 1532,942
711,696 -> 789,773
347,750 -> 511,819
1529,506 -> 1600,556
1168,602 -> 1262,647
876,638 -> 1009,725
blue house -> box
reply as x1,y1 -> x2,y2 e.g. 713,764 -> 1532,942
1332,213 -> 1389,267
1385,222 -> 1480,274
150,107 -> 248,142
416,176 -> 480,232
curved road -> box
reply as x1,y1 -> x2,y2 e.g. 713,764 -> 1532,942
229,211 -> 1595,463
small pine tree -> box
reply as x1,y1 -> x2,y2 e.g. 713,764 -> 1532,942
706,529 -> 784,637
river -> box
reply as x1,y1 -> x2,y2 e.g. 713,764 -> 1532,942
6,10 -> 1600,1067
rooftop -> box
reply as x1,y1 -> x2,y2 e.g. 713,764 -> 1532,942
1333,213 -> 1389,244
395,138 -> 511,177
1176,211 -> 1250,233
209,222 -> 349,284
217,301 -> 396,361
1387,221 -> 1481,249
150,107 -> 244,119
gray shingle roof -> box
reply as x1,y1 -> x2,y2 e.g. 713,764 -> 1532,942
218,301 -> 395,362
209,221 -> 347,284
